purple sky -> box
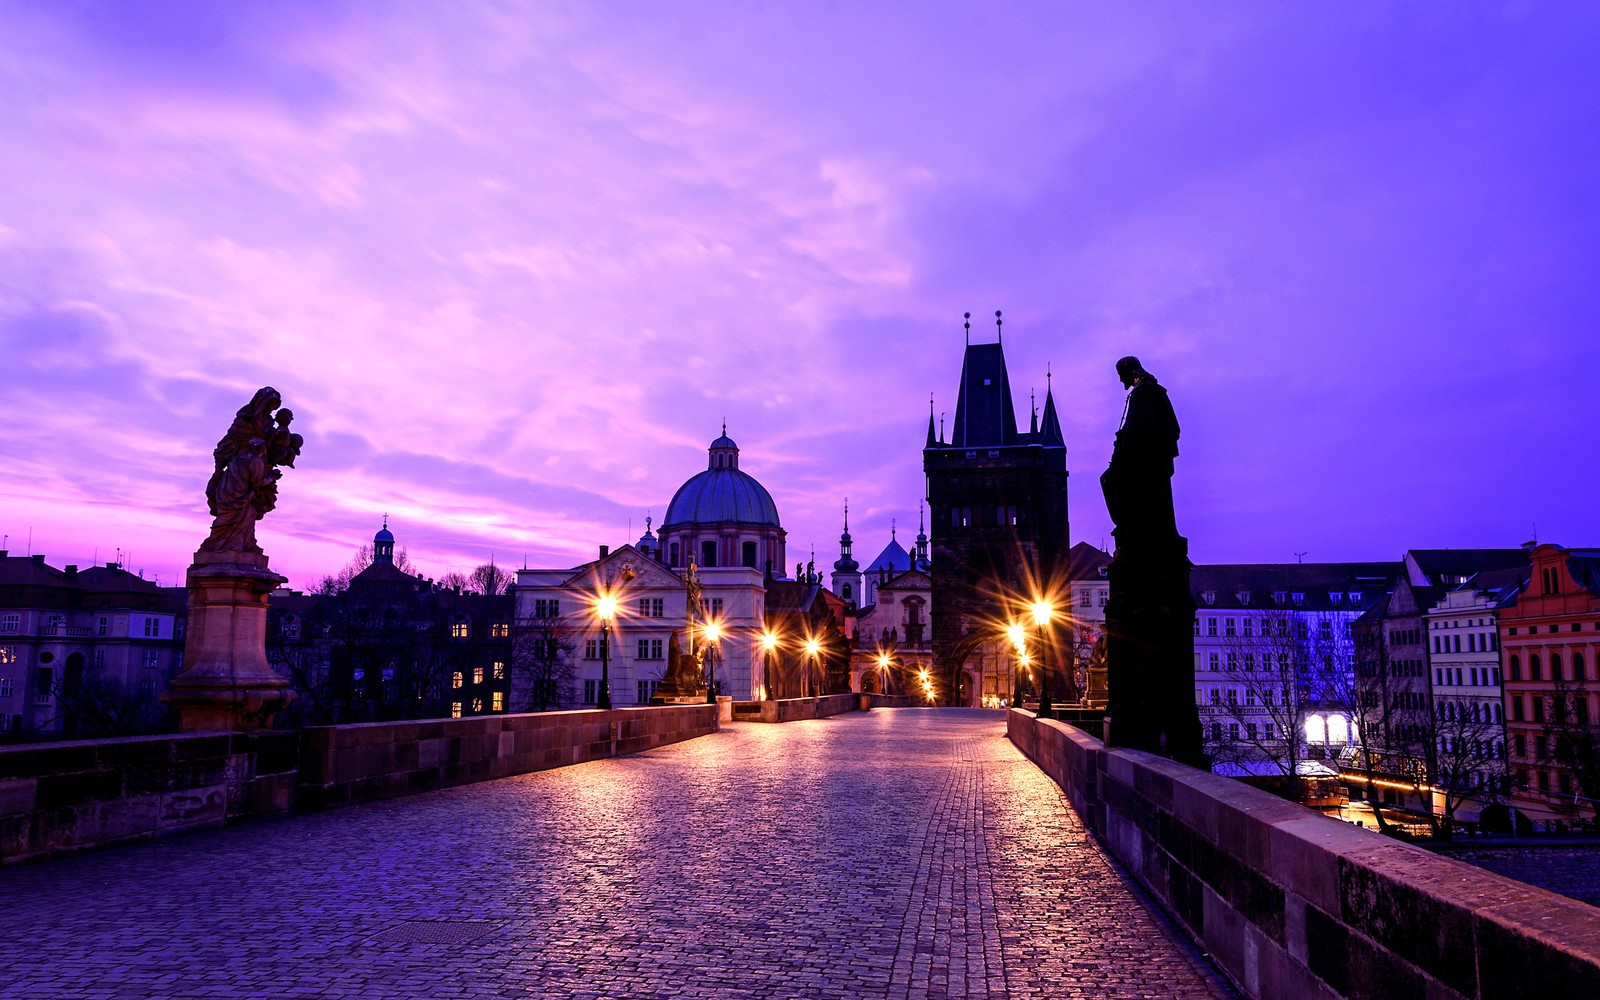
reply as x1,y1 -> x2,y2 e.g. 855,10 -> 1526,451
3,3 -> 1597,590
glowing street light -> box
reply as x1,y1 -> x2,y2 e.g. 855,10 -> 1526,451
594,592 -> 618,710
803,636 -> 822,698
760,630 -> 779,701
875,650 -> 892,696
702,620 -> 723,704
1032,598 -> 1056,719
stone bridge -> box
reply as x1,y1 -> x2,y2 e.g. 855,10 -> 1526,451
6,707 -> 1599,999
0,710 -> 1234,999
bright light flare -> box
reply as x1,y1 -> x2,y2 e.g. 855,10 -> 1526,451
703,621 -> 723,643
595,594 -> 618,621
804,638 -> 821,657
761,631 -> 779,651
1031,600 -> 1054,626
1006,622 -> 1026,651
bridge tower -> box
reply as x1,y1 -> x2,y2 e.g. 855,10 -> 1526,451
923,313 -> 1069,706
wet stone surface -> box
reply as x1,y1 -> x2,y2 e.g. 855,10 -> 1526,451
0,709 -> 1235,999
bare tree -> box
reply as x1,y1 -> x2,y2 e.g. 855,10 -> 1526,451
1431,697 -> 1509,840
48,674 -> 169,737
513,608 -> 576,711
1204,610 -> 1309,799
1546,669 -> 1600,828
310,543 -> 417,594
469,561 -> 511,596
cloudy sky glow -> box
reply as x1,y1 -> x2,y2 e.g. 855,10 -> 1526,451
3,1 -> 1597,589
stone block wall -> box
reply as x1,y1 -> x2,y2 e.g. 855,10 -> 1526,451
1007,709 -> 1600,1000
296,705 -> 719,808
731,693 -> 861,723
1,705 -> 718,865
865,693 -> 928,708
0,731 -> 298,865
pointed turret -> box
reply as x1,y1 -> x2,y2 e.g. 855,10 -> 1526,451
1039,371 -> 1064,448
926,396 -> 938,448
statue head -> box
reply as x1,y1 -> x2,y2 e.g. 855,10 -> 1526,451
276,408 -> 294,427
1115,356 -> 1150,389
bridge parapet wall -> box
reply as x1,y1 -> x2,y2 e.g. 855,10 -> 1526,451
730,693 -> 859,722
1008,708 -> 1600,1000
2,705 -> 717,865
298,705 -> 718,808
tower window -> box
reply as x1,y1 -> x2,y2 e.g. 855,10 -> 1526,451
742,541 -> 758,568
701,540 -> 717,568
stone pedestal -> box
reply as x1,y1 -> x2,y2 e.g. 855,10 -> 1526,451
161,550 -> 296,731
1102,535 -> 1206,767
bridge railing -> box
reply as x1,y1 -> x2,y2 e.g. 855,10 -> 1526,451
1008,708 -> 1600,1000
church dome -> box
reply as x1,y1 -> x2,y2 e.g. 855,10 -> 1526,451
661,432 -> 781,528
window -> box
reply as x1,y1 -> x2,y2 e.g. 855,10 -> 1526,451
637,639 -> 663,660
0,678 -> 10,698
534,599 -> 560,619
1246,723 -> 1258,740
93,649 -> 106,668
701,540 -> 718,567
491,622 -> 510,638
494,661 -> 506,680
1291,593 -> 1304,605
584,679 -> 598,704
281,617 -> 300,640
638,680 -> 659,703
451,621 -> 470,639
451,702 -> 463,718
1206,618 -> 1218,637
142,650 -> 159,669
1509,655 -> 1520,681
1098,590 -> 1108,607
452,671 -> 464,690
1242,618 -> 1253,638
1319,620 -> 1332,639
584,638 -> 600,659
742,541 -> 759,568
639,598 -> 664,618
473,667 -> 485,685
143,617 -> 160,637
1209,688 -> 1220,705
0,614 -> 17,633
701,598 -> 724,619
97,616 -> 109,636
1208,652 -> 1220,671
1576,653 -> 1587,681
1224,618 -> 1236,637
1227,653 -> 1238,672
1228,722 -> 1240,741
1083,592 -> 1093,608
492,692 -> 504,712
669,543 -> 680,567
1530,654 -> 1541,681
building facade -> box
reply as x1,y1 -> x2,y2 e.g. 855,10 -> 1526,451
1500,543 -> 1600,829
0,551 -> 185,739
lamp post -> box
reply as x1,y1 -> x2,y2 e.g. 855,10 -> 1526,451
804,637 -> 821,698
875,651 -> 892,697
595,594 -> 617,710
703,620 -> 722,704
1007,621 -> 1027,708
761,630 -> 779,701
1032,599 -> 1056,720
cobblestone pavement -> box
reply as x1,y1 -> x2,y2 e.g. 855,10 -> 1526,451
0,709 -> 1235,999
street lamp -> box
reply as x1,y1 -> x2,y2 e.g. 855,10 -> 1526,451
1006,621 -> 1027,707
875,650 -> 892,696
917,667 -> 935,703
761,630 -> 779,701
702,620 -> 722,703
595,593 -> 617,710
1032,599 -> 1056,720
804,636 -> 821,698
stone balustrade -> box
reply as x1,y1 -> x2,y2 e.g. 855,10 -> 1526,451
730,693 -> 861,722
1008,708 -> 1600,999
1,704 -> 717,865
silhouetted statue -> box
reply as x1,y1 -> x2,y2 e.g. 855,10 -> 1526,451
200,388 -> 302,555
1100,356 -> 1180,549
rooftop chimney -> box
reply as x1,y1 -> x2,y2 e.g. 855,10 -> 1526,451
65,565 -> 78,581
32,554 -> 45,565
599,545 -> 610,559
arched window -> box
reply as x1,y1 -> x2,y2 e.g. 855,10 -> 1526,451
1575,652 -> 1587,681
742,540 -> 758,568
1530,654 -> 1542,681
1509,654 -> 1520,681
1552,652 -> 1564,681
669,542 -> 680,567
700,539 -> 717,567
842,583 -> 853,600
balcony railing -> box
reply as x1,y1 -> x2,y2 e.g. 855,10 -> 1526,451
37,625 -> 93,637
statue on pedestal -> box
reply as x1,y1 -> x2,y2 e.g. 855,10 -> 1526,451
1099,357 -> 1204,765
163,387 -> 301,731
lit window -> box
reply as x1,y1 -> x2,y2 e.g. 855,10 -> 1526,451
492,692 -> 504,712
491,622 -> 509,638
451,702 -> 462,719
473,667 -> 485,685
452,671 -> 463,689
451,622 -> 469,639
493,661 -> 506,680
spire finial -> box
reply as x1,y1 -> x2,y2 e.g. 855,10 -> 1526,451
382,512 -> 388,529
721,418 -> 726,436
918,502 -> 925,533
891,517 -> 897,540
963,311 -> 970,346
1047,361 -> 1052,387
843,498 -> 850,533
996,309 -> 1003,342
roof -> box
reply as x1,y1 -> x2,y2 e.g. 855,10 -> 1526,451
950,342 -> 1018,448
1404,549 -> 1529,588
1190,562 -> 1398,613
865,537 -> 912,575
662,468 -> 781,528
1067,541 -> 1111,581
1567,551 -> 1600,595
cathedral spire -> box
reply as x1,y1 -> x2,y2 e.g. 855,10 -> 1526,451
926,394 -> 937,448
1039,366 -> 1064,448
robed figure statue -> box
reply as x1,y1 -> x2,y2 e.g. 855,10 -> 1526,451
1100,356 -> 1180,550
